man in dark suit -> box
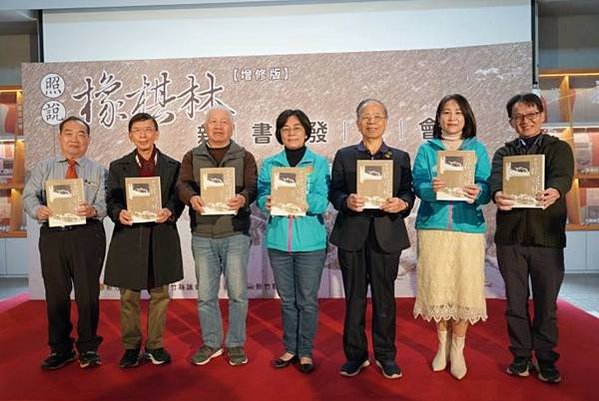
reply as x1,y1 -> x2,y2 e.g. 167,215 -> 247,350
104,112 -> 184,368
330,99 -> 414,379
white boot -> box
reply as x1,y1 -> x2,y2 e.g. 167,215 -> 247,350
450,335 -> 467,380
431,330 -> 450,372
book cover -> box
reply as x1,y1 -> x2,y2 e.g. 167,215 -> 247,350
436,150 -> 476,202
200,167 -> 236,215
125,176 -> 162,223
45,178 -> 86,227
356,159 -> 393,209
270,167 -> 307,216
503,154 -> 545,208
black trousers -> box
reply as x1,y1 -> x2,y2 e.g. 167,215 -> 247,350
338,224 -> 401,362
39,220 -> 106,354
497,244 -> 564,363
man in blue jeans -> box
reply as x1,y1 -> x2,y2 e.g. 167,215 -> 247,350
177,107 -> 257,366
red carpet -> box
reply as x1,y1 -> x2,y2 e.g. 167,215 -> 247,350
0,298 -> 597,401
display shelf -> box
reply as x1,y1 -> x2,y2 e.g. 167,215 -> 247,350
0,231 -> 26,238
540,70 -> 599,230
0,87 -> 25,237
566,223 -> 599,232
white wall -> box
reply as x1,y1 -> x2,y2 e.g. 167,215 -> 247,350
42,0 -> 531,62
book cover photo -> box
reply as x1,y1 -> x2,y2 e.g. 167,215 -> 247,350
436,150 -> 476,202
45,178 -> 86,227
270,167 -> 307,216
356,160 -> 393,209
200,167 -> 236,215
503,154 -> 545,208
126,176 -> 162,223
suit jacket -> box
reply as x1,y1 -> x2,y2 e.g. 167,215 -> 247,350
104,148 -> 185,290
329,142 -> 415,253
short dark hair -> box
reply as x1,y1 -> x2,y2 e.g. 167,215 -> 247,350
355,98 -> 388,120
128,112 -> 158,132
432,94 -> 477,139
275,109 -> 312,145
506,93 -> 544,119
59,116 -> 90,135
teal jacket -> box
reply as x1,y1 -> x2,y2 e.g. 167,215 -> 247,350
257,148 -> 330,252
413,137 -> 491,233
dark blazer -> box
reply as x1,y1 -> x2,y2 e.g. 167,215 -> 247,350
329,143 -> 415,253
104,149 -> 185,290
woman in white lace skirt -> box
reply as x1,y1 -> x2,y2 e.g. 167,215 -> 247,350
412,94 -> 491,380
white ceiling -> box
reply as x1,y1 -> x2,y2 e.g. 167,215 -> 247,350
0,0 -> 598,26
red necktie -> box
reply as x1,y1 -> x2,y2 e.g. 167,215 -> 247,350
66,159 -> 78,179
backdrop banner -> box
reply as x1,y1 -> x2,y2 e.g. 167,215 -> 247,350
22,42 -> 532,299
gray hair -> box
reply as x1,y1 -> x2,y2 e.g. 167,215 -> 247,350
355,98 -> 388,120
204,106 -> 234,125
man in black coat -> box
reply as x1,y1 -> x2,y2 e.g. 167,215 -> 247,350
104,113 -> 184,368
329,99 -> 414,379
489,93 -> 574,384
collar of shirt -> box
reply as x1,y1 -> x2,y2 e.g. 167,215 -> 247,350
357,141 -> 390,158
55,155 -> 89,167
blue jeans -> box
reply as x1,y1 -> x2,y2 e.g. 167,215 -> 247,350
268,248 -> 326,358
192,233 -> 251,348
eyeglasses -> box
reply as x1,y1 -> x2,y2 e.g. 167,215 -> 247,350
130,127 -> 156,134
360,115 -> 386,123
510,111 -> 541,123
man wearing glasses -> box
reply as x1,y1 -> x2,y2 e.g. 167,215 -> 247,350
329,99 -> 414,379
489,93 -> 574,384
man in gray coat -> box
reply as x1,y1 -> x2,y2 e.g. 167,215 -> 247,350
177,107 -> 257,367
104,113 -> 184,368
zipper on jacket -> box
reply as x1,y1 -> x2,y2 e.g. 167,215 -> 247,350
447,204 -> 453,231
287,216 -> 294,252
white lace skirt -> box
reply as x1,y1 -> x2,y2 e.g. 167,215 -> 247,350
413,229 -> 487,324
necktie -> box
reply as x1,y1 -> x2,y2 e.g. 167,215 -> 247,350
66,159 -> 78,179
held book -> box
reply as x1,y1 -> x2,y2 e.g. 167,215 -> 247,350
503,154 -> 545,208
125,176 -> 162,223
270,167 -> 307,216
200,167 -> 236,215
45,178 -> 86,227
436,150 -> 476,202
356,159 -> 393,209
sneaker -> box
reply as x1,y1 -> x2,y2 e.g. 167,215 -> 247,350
507,356 -> 532,377
227,346 -> 248,366
535,360 -> 562,384
79,351 -> 102,369
340,359 -> 370,377
145,348 -> 172,365
119,348 -> 141,368
41,350 -> 76,370
191,345 -> 223,366
375,360 -> 403,379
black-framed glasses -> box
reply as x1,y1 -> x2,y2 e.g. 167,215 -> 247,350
510,111 -> 541,123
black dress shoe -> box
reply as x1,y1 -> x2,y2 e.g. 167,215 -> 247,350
272,355 -> 298,368
298,361 -> 315,374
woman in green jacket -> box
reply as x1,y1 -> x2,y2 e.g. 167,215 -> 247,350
257,109 -> 330,374
412,94 -> 491,380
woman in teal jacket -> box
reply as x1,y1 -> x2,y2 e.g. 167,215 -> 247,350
257,109 -> 330,374
412,94 -> 491,380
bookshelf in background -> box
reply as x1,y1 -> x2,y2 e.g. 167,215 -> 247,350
0,86 -> 26,238
540,70 -> 599,231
